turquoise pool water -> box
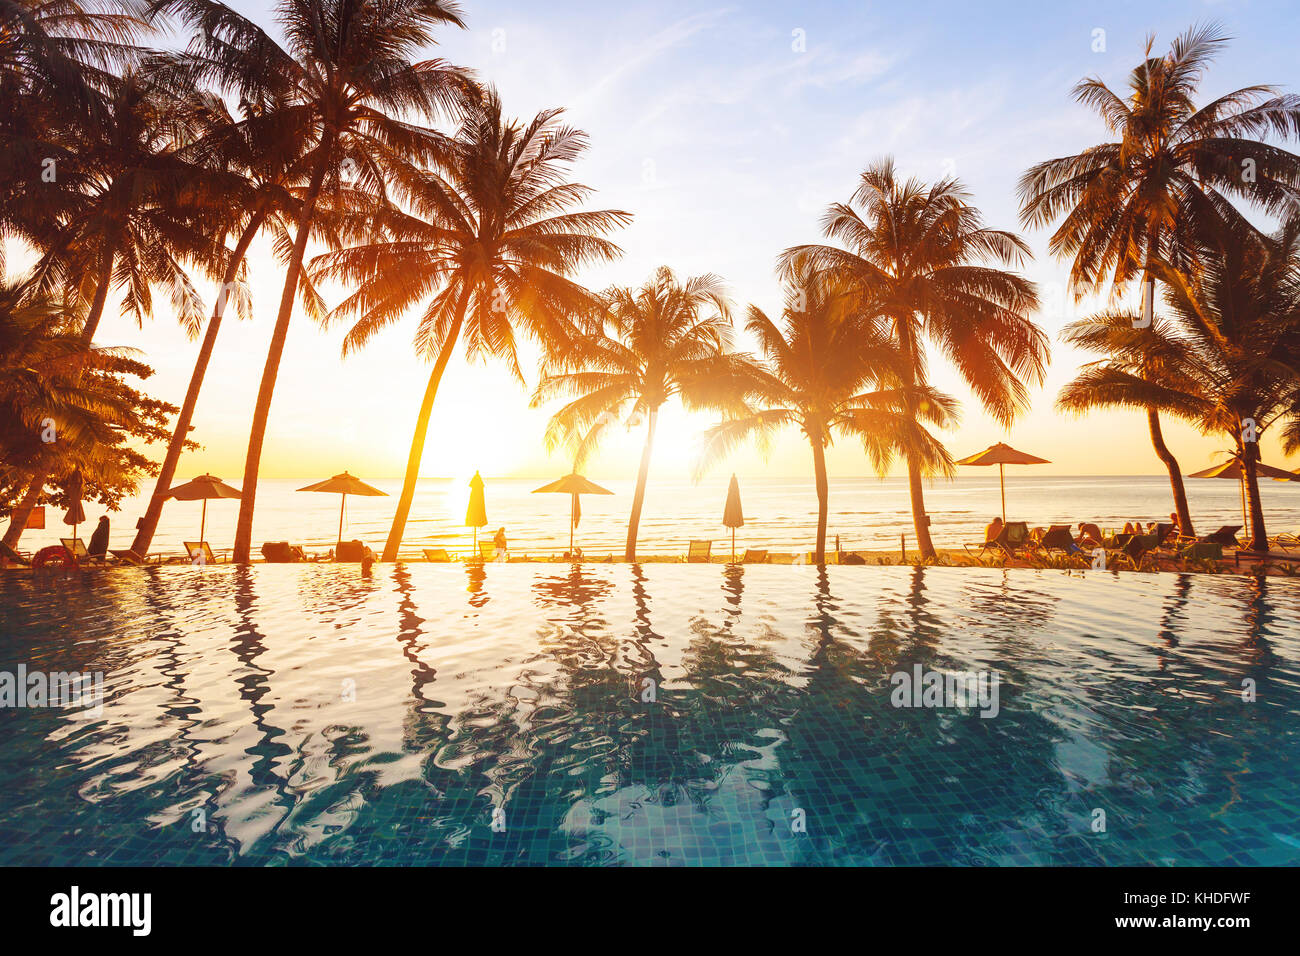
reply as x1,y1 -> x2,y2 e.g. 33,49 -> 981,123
1,565 -> 1297,866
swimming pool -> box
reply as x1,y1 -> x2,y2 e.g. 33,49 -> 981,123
1,565 -> 1297,866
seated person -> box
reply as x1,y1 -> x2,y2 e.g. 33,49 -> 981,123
1077,523 -> 1103,548
984,516 -> 1004,545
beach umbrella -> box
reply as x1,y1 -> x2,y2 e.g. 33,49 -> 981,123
166,474 -> 242,542
1188,458 -> 1296,536
466,471 -> 488,549
722,474 -> 744,562
956,442 -> 1050,522
531,473 -> 614,556
297,471 -> 387,549
62,468 -> 85,543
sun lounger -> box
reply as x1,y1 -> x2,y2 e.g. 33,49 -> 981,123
687,540 -> 712,563
1180,541 -> 1223,562
1107,533 -> 1158,570
0,540 -> 30,566
109,548 -> 145,566
741,549 -> 768,564
261,541 -> 306,563
335,539 -> 373,562
183,541 -> 218,565
478,541 -> 496,562
1199,525 -> 1242,548
422,548 -> 451,562
1036,525 -> 1083,555
60,537 -> 89,561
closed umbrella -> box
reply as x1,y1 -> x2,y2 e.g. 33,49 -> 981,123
1188,458 -> 1296,536
165,474 -> 242,542
466,471 -> 488,550
62,468 -> 85,545
722,474 -> 744,562
956,442 -> 1050,522
297,472 -> 388,549
531,473 -> 614,556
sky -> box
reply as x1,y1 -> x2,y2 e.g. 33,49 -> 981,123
33,0 -> 1300,482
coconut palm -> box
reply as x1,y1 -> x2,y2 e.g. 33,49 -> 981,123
1018,22 -> 1300,532
311,87 -> 630,561
695,261 -> 958,563
1151,208 -> 1300,551
533,267 -> 756,562
1057,312 -> 1205,535
781,159 -> 1047,559
168,0 -> 472,563
1018,21 -> 1300,299
128,65 -> 320,557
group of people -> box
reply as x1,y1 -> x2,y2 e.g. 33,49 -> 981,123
982,513 -> 1183,552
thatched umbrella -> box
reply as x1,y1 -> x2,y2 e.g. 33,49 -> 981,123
531,473 -> 614,556
297,472 -> 387,549
166,474 -> 242,542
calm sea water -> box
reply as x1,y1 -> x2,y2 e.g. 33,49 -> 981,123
28,474 -> 1300,560
0,564 -> 1297,865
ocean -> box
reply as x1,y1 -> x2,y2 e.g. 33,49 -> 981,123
24,473 -> 1300,560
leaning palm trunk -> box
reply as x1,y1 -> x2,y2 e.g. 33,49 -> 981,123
381,309 -> 466,562
1,249 -> 115,548
810,433 -> 829,564
1242,449 -> 1268,552
897,331 -> 937,559
624,409 -> 658,562
132,208 -> 269,557
1146,407 -> 1194,537
232,165 -> 327,563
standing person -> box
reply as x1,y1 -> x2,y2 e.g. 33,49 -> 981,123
88,516 -> 110,562
493,527 -> 507,555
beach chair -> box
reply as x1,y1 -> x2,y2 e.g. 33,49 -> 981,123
1036,525 -> 1082,555
0,540 -> 30,566
335,540 -> 373,563
422,548 -> 451,562
687,540 -> 712,563
183,541 -> 218,565
60,537 -> 89,561
261,541 -> 305,563
1180,541 -> 1223,562
109,548 -> 145,566
1199,525 -> 1243,548
1108,533 -> 1158,570
966,522 -> 1028,558
741,549 -> 768,564
478,541 -> 497,562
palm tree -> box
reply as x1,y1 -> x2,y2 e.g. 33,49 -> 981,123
1018,22 -> 1300,529
1057,312 -> 1205,535
532,267 -> 754,562
1151,208 -> 1300,551
172,0 -> 472,563
128,62 -> 317,557
782,159 -> 1046,559
311,87 -> 630,562
695,260 -> 957,563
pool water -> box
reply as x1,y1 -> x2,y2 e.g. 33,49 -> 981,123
1,565 -> 1297,866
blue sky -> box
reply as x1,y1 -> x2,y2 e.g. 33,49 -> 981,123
83,0 -> 1300,481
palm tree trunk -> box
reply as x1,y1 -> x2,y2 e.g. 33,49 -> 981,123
1,249 -> 114,549
624,408 -> 658,562
810,434 -> 829,564
1,474 -> 44,548
381,307 -> 467,562
1242,449 -> 1268,552
1146,407 -> 1193,537
896,321 -> 936,559
132,209 -> 269,557
232,165 -> 327,563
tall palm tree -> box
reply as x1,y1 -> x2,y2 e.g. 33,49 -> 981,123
695,260 -> 957,563
311,87 -> 630,562
782,159 -> 1046,559
129,61 -> 317,556
532,267 -> 753,562
1056,311 -> 1206,535
172,0 -> 472,563
1018,22 -> 1300,529
1151,208 -> 1300,551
